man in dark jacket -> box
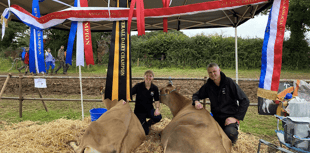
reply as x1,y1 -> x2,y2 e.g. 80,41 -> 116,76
55,45 -> 67,74
192,63 -> 249,144
126,70 -> 162,135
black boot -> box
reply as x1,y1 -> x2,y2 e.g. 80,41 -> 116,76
46,69 -> 49,75
55,66 -> 61,74
51,69 -> 54,75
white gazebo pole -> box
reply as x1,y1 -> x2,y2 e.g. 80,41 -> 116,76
235,27 -> 238,84
79,65 -> 84,120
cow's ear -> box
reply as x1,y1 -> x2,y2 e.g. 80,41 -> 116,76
99,86 -> 104,95
102,98 -> 112,110
176,86 -> 181,92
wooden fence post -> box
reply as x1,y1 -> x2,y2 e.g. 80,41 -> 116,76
203,76 -> 207,109
19,75 -> 23,118
0,73 -> 11,99
37,88 -> 48,112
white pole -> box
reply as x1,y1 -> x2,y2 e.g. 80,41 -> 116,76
235,27 -> 238,84
79,65 -> 84,120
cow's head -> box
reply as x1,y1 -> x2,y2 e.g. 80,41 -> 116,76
102,98 -> 121,110
160,84 -> 183,117
159,84 -> 181,105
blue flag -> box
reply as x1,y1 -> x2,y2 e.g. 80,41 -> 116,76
66,0 -> 78,65
29,0 -> 45,74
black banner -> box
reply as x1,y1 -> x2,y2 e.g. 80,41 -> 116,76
258,82 -> 293,115
105,0 -> 132,101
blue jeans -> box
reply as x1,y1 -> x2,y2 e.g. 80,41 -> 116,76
46,61 -> 55,71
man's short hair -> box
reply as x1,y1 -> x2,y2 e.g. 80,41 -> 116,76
47,48 -> 51,50
207,63 -> 219,69
144,70 -> 154,77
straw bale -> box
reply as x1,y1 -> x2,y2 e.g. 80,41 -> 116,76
0,117 -> 272,153
0,117 -> 91,153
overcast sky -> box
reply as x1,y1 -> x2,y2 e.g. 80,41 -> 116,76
132,14 -> 295,39
181,14 -> 272,38
182,14 -> 295,39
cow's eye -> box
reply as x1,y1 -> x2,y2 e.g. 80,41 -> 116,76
165,89 -> 170,94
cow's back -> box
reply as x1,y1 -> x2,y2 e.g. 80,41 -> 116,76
161,105 -> 231,153
74,102 -> 145,153
122,111 -> 146,152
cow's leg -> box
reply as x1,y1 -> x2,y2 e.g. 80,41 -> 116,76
69,142 -> 101,153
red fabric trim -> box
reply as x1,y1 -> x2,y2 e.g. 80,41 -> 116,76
128,0 -> 136,34
136,0 -> 142,35
11,0 -> 269,35
80,0 -> 88,7
83,21 -> 94,65
162,0 -> 169,33
271,0 -> 289,91
81,0 -> 94,65
135,0 -> 145,35
10,0 -> 269,29
140,0 -> 145,35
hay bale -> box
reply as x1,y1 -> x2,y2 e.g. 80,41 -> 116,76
0,117 -> 271,152
136,118 -> 271,153
0,117 -> 91,152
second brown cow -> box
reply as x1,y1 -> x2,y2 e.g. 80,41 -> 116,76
159,84 -> 232,153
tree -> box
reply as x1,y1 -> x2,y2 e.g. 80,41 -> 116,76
44,29 -> 69,56
285,0 -> 310,69
0,21 -> 28,50
261,0 -> 310,69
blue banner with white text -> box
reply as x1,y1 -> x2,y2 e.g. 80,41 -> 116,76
29,0 -> 45,73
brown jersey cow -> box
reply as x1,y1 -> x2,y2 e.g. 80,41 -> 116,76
70,99 -> 146,153
159,84 -> 232,153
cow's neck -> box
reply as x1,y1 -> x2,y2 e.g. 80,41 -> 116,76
169,92 -> 191,117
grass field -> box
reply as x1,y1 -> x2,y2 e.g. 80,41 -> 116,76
1,58 -> 309,145
1,57 -> 309,79
0,93 -> 279,143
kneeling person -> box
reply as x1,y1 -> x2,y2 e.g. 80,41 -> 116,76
130,70 -> 162,135
192,63 -> 249,144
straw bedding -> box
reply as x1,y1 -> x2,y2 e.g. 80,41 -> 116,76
0,117 -> 270,153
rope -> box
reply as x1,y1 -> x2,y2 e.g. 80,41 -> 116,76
108,0 -> 111,20
52,0 -> 73,7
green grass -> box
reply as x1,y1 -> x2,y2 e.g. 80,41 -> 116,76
2,57 -> 309,79
0,94 -> 280,142
2,109 -> 81,123
1,57 -> 308,143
